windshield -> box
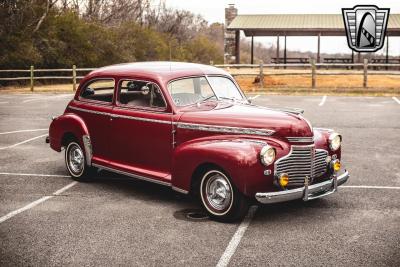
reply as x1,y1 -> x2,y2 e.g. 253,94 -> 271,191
206,76 -> 243,100
167,76 -> 244,106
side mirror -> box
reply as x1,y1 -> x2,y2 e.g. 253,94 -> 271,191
82,87 -> 95,97
141,85 -> 150,95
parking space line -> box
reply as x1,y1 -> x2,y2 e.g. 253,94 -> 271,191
392,97 -> 400,105
0,172 -> 70,178
0,129 -> 48,135
341,185 -> 400,190
214,184 -> 400,266
0,101 -> 9,104
22,94 -> 72,103
318,95 -> 327,106
0,134 -> 47,150
0,181 -> 77,224
216,205 -> 258,267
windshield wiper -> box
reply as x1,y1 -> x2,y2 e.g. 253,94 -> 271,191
197,95 -> 216,104
219,96 -> 249,103
219,96 -> 236,101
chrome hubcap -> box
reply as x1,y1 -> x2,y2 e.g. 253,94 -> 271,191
205,173 -> 232,211
68,144 -> 84,174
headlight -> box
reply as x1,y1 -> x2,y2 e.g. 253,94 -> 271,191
260,145 -> 276,166
328,132 -> 342,151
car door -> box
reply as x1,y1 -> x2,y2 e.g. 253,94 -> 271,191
72,78 -> 114,164
109,79 -> 173,183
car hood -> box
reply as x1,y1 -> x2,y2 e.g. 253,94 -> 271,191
177,101 -> 313,138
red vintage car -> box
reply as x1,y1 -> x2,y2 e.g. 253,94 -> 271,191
48,62 -> 349,221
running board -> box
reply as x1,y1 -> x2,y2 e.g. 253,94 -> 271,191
91,163 -> 189,194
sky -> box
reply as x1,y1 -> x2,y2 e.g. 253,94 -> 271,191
164,0 -> 400,56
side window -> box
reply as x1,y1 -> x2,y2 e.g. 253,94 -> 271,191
118,80 -> 166,109
80,79 -> 115,103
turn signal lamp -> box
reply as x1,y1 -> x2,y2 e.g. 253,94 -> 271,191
331,160 -> 341,172
279,173 -> 289,187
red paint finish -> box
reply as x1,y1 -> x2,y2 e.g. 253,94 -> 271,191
49,62 -> 343,198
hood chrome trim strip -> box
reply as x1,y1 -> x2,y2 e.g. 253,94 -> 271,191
287,137 -> 314,143
177,122 -> 275,136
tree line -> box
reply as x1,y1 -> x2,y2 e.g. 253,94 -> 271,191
0,0 -> 224,69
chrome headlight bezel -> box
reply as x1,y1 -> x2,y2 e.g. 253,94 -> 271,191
328,132 -> 342,151
260,145 -> 276,166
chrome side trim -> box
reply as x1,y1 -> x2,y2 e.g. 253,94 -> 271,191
286,137 -> 314,143
177,122 -> 275,136
82,135 -> 92,166
237,139 -> 267,145
110,113 -> 171,124
70,105 -> 274,136
92,163 -> 171,187
69,106 -> 171,125
69,106 -> 109,116
172,186 -> 189,194
313,127 -> 334,132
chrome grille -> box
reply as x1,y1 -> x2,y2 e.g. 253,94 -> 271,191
275,146 -> 328,188
313,149 -> 329,178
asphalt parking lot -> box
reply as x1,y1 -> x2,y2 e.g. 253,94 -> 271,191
0,93 -> 399,266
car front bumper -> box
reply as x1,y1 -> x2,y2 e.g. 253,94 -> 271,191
255,170 -> 349,204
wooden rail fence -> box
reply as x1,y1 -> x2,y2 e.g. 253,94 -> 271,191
1,61 -> 400,91
0,66 -> 95,91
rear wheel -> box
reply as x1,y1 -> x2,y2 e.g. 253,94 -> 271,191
65,141 -> 94,181
199,169 -> 249,222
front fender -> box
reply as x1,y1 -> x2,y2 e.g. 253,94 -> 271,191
313,128 -> 341,159
49,113 -> 89,152
172,136 -> 283,197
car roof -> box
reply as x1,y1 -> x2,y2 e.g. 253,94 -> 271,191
87,61 -> 229,83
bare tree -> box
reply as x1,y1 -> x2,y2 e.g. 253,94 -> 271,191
33,0 -> 59,33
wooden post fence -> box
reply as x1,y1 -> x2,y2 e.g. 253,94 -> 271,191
30,65 -> 34,92
72,65 -> 77,91
363,59 -> 368,88
311,58 -> 316,88
2,64 -> 400,92
259,60 -> 264,89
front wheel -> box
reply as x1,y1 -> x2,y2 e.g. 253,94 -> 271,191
65,141 -> 94,182
199,169 -> 249,222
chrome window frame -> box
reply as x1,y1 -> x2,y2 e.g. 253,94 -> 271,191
116,78 -> 169,113
78,77 -> 116,106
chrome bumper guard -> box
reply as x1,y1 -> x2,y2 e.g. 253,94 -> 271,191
255,170 -> 349,204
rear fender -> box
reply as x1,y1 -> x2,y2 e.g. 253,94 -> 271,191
49,113 -> 90,152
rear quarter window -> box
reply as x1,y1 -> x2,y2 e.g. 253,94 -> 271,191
80,79 -> 115,103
